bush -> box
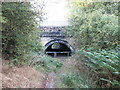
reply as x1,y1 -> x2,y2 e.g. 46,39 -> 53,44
76,49 -> 120,88
28,52 -> 62,73
61,72 -> 96,88
66,1 -> 120,88
2,2 -> 43,60
67,1 -> 119,50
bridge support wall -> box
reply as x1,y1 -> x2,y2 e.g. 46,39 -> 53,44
40,26 -> 75,56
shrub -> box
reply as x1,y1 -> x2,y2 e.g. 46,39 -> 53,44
28,52 -> 62,73
2,2 -> 43,60
76,49 -> 120,88
67,1 -> 119,50
61,72 -> 96,88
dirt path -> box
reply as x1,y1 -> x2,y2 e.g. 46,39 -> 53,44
45,72 -> 55,88
41,56 -> 67,88
41,72 -> 55,88
41,56 -> 76,88
55,56 -> 77,88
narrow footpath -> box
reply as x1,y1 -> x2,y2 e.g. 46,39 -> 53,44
41,56 -> 76,88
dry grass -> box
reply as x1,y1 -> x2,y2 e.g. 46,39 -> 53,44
1,60 -> 45,88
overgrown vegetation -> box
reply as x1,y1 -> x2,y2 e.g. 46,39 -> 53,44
2,2 -> 43,61
1,2 -> 62,74
61,72 -> 96,88
28,52 -> 62,73
67,1 -> 119,50
62,0 -> 120,88
77,49 -> 120,88
1,1 -> 120,88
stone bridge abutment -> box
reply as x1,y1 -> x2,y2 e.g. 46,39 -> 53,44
40,26 -> 75,57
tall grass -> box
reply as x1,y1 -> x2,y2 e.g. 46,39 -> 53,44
60,72 -> 97,88
28,52 -> 62,73
76,49 -> 120,88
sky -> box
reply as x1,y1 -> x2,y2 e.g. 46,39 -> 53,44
35,0 -> 70,26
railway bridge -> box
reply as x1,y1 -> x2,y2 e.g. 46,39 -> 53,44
40,26 -> 75,57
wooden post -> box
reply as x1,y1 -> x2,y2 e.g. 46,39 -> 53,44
54,52 -> 57,57
67,52 -> 69,56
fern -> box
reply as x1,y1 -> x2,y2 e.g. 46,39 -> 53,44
77,49 -> 120,88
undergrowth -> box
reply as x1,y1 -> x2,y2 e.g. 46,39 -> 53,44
76,49 -> 120,88
59,49 -> 119,88
9,51 -> 62,74
28,52 -> 62,73
60,72 -> 96,88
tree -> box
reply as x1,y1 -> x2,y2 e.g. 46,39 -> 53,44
66,0 -> 120,88
2,2 -> 44,60
67,0 -> 119,50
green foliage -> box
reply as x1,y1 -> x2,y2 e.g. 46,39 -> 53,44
2,2 -> 43,60
66,1 -> 120,88
28,52 -> 62,73
76,49 -> 120,88
67,1 -> 119,50
52,43 -> 60,49
60,72 -> 96,88
0,14 -> 8,23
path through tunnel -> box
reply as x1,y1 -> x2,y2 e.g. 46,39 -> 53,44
44,39 -> 74,57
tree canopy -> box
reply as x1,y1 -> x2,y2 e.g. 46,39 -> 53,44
2,2 -> 43,60
67,0 -> 119,50
65,0 -> 120,88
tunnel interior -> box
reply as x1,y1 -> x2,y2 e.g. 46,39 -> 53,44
44,40 -> 74,57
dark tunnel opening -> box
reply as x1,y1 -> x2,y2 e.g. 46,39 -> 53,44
44,40 -> 74,57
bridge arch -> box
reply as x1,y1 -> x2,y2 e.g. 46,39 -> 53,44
44,39 -> 74,56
